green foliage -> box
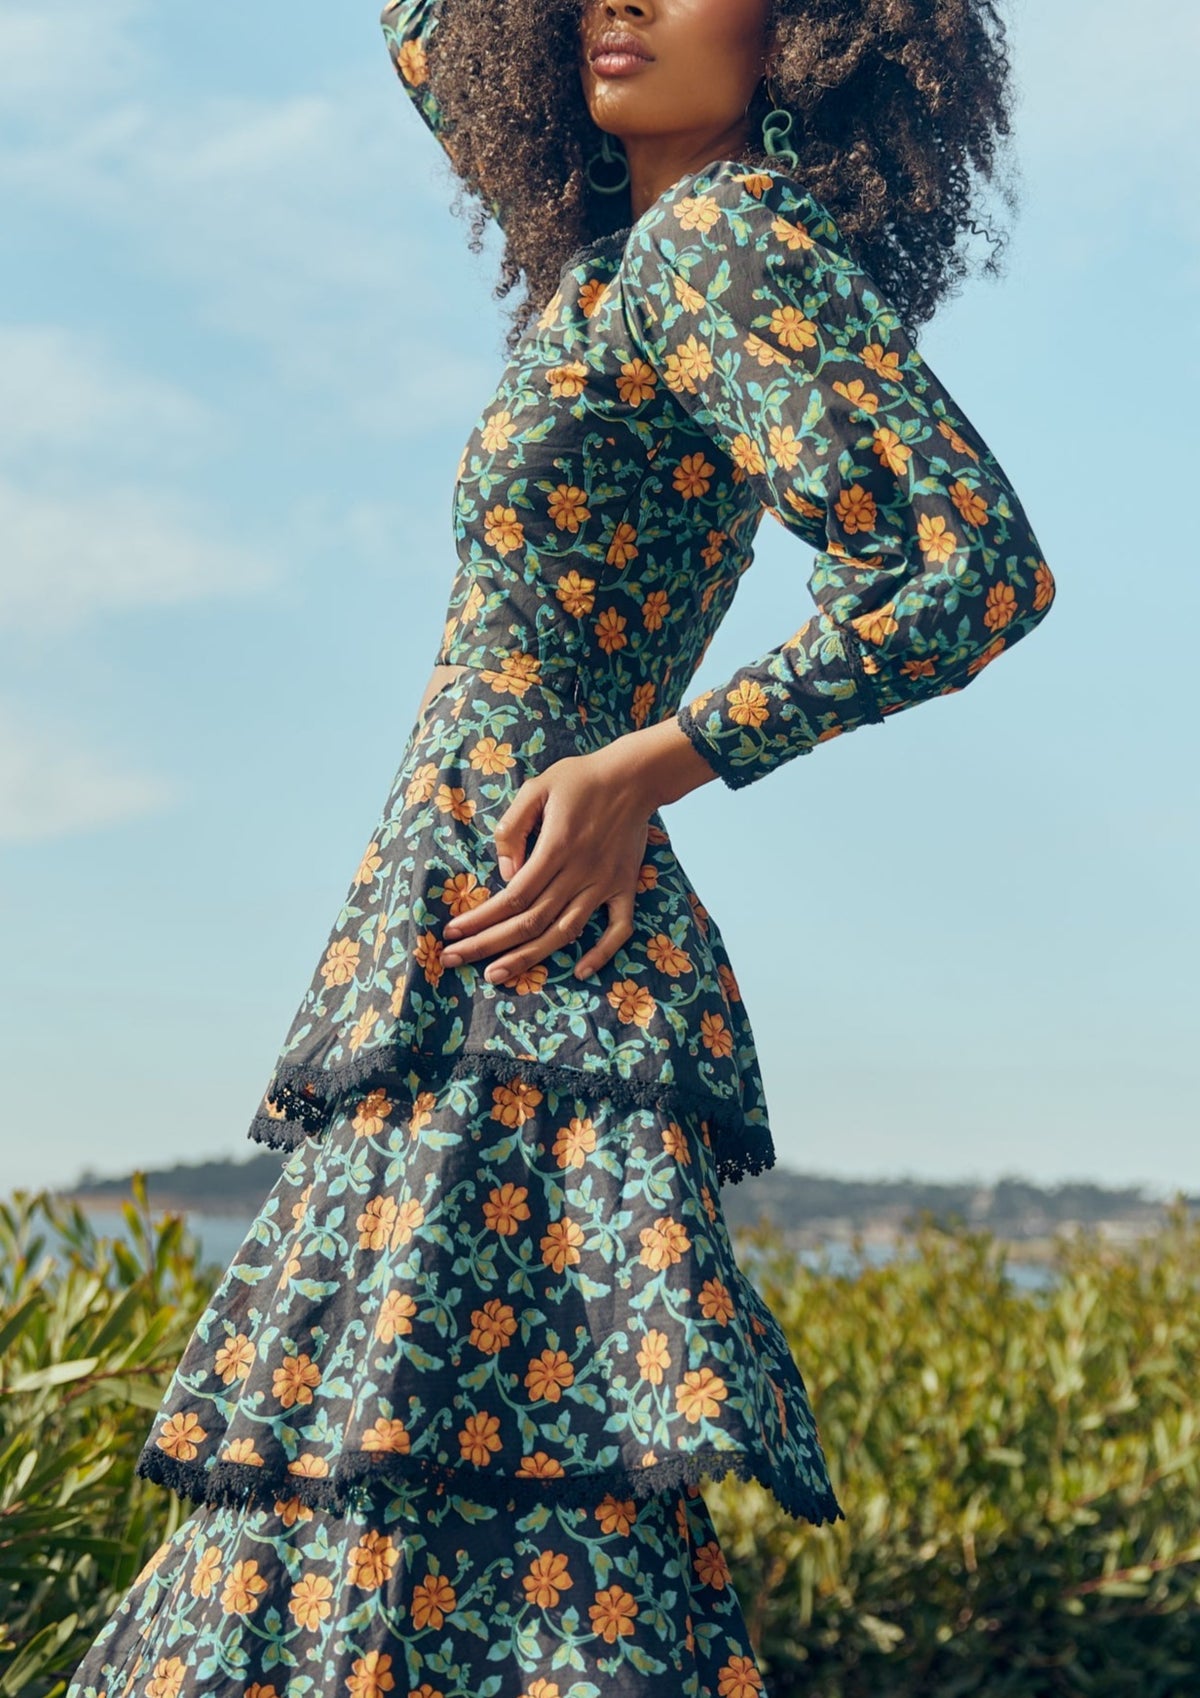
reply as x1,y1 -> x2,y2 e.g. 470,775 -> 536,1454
711,1204 -> 1200,1697
0,1181 -> 216,1698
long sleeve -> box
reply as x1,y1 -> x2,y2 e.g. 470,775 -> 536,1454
380,0 -> 472,172
620,160 -> 1057,790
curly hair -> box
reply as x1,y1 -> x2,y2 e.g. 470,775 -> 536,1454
423,0 -> 1020,353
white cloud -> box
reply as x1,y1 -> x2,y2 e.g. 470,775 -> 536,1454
0,701 -> 175,843
0,475 -> 279,631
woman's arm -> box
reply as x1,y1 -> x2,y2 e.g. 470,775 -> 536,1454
620,161 -> 1058,791
379,0 -> 460,166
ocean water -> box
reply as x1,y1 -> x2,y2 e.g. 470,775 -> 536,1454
66,1207 -> 1061,1293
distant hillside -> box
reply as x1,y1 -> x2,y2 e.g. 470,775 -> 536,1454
56,1152 -> 1197,1247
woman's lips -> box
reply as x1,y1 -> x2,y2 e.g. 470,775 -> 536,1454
589,40 -> 653,78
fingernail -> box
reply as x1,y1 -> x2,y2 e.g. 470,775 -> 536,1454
443,950 -> 462,966
498,856 -> 514,881
486,965 -> 508,983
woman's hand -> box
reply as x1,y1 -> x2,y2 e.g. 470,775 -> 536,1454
439,715 -> 718,983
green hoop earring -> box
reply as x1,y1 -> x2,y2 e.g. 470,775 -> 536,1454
761,77 -> 799,172
585,131 -> 630,195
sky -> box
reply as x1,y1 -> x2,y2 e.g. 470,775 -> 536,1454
2,0 -> 1196,1200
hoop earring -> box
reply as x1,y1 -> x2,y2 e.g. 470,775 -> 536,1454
760,73 -> 799,172
585,131 -> 630,194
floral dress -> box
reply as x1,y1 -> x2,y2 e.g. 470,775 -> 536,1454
65,4 -> 1055,1696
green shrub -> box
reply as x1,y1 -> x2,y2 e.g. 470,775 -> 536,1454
0,1181 -> 216,1697
710,1204 -> 1200,1697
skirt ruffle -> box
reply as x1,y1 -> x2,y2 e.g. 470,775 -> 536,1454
67,1476 -> 768,1698
136,1071 -> 843,1530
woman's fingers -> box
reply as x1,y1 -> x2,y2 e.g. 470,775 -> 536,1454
493,770 -> 556,882
443,777 -> 568,945
572,890 -> 636,981
477,896 -> 600,984
441,859 -> 592,969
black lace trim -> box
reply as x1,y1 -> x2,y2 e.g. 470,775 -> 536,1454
249,1046 -> 777,1189
675,700 -> 765,793
136,1439 -> 844,1530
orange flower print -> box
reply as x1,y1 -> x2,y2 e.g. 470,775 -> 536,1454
434,784 -> 475,823
409,1091 -> 438,1136
320,937 -> 360,988
606,979 -> 656,1028
673,450 -> 716,502
938,416 -> 980,461
404,761 -> 439,806
221,1559 -> 268,1615
441,871 -> 492,916
636,1329 -> 671,1384
348,1529 -> 399,1588
521,1679 -> 563,1698
606,520 -> 639,566
413,1572 -> 457,1630
556,567 -> 596,616
744,331 -> 791,368
872,426 -> 912,478
639,1214 -> 691,1272
271,1352 -> 321,1410
490,1077 -> 544,1127
676,1366 -> 729,1422
769,213 -> 816,252
273,1495 -> 314,1526
916,510 -> 958,563
246,1685 -> 282,1698
950,478 -> 990,528
523,1549 -> 573,1608
578,276 -> 609,317
552,1116 -> 597,1168
392,35 -> 427,86
695,1538 -> 733,1589
616,358 -> 657,406
725,678 -> 770,728
458,1410 -> 502,1467
289,1572 -> 334,1631
984,580 -> 1019,630
861,341 -> 905,385
375,1288 -> 417,1343
146,1657 -> 186,1698
388,1197 -> 425,1250
480,407 -> 516,452
589,1583 -> 639,1642
665,337 -> 713,399
540,1216 -> 586,1274
717,961 -> 741,1000
671,271 -> 707,313
346,1649 -> 397,1698
717,1653 -> 765,1696
631,680 -> 656,727
646,933 -> 693,976
480,650 -> 542,696
470,1297 -> 518,1354
347,1004 -> 381,1053
1034,559 -> 1056,611
783,485 -> 824,520
220,1438 -> 264,1466
673,191 -> 720,234
356,1194 -> 399,1251
509,1452 -> 563,1484
595,605 -> 628,653
213,1332 -> 254,1385
637,860 -> 659,893
483,504 -> 525,555
388,971 -> 409,1018
698,1277 -> 735,1323
642,588 -> 669,628
483,1181 -> 532,1235
660,1120 -> 691,1164
849,602 -> 899,646
190,1546 -> 222,1599
834,484 -> 878,534
729,434 -> 766,478
546,360 -> 589,398
767,424 -> 803,471
352,1087 -> 393,1138
354,839 -> 383,886
156,1412 -> 205,1462
968,635 -> 1007,674
548,484 -> 591,532
468,736 -> 516,775
596,1493 -> 638,1536
509,962 -> 549,995
768,304 -> 818,351
360,1417 -> 412,1454
700,1010 -> 734,1057
833,375 -> 880,413
525,1348 -> 575,1402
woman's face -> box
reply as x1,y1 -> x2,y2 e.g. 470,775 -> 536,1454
578,0 -> 772,153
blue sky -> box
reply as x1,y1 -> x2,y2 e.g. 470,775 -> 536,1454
3,1 -> 1196,1199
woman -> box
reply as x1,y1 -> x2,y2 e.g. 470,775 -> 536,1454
67,1 -> 1054,1693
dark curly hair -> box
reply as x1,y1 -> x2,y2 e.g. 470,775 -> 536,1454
424,0 -> 1019,353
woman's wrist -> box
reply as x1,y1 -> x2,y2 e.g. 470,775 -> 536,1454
593,715 -> 720,812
